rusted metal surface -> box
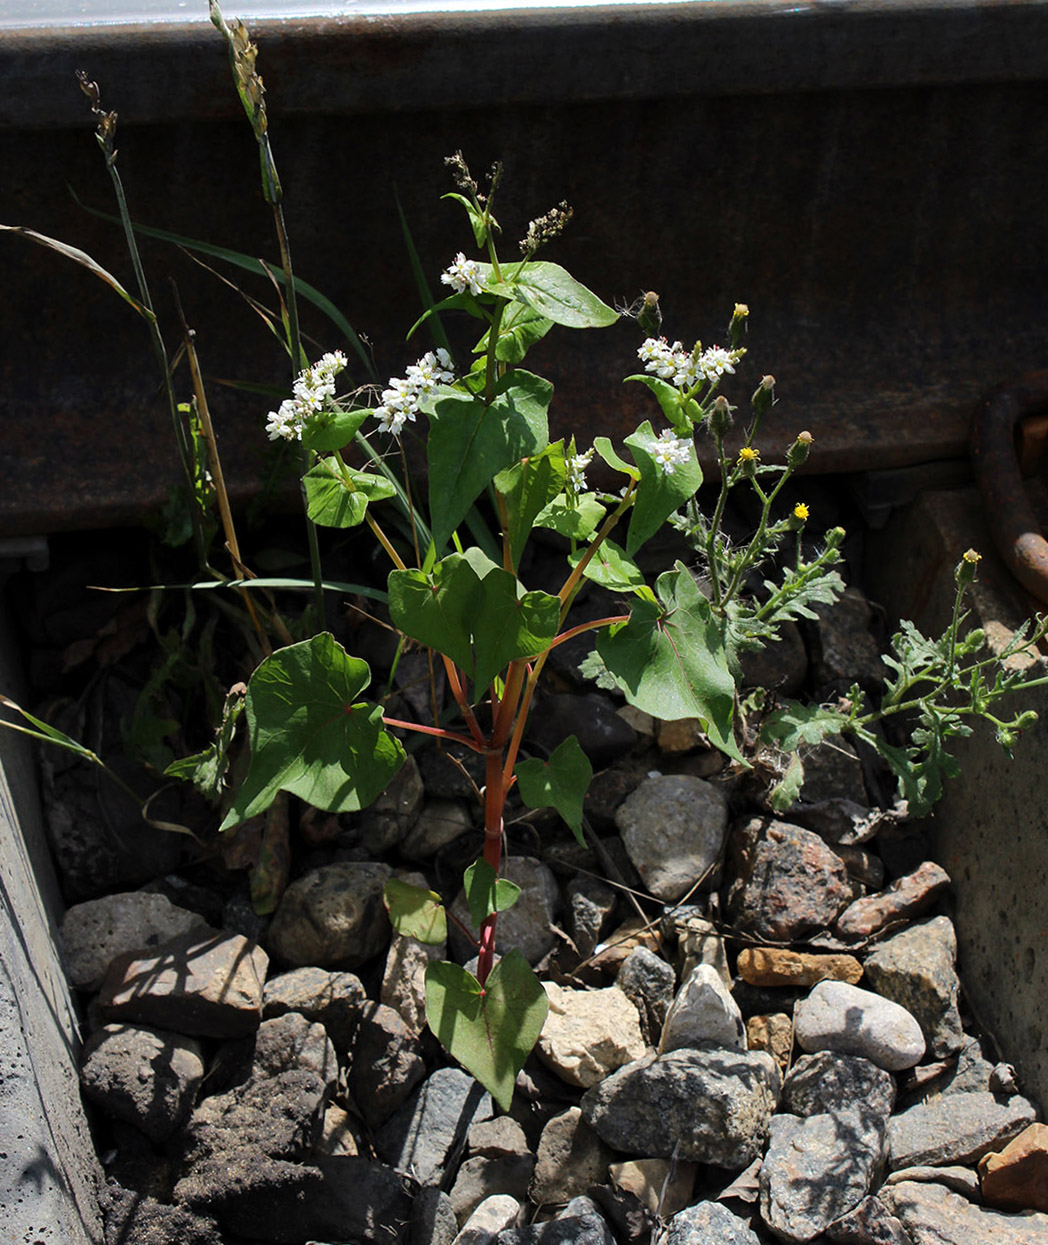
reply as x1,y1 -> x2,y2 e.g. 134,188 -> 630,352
4,6 -> 1048,535
971,373 -> 1048,605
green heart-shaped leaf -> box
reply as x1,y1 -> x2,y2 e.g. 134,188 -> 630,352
515,734 -> 593,844
303,457 -> 396,528
221,632 -> 405,829
463,859 -> 521,928
425,950 -> 549,1111
384,879 -> 447,944
597,565 -> 741,762
427,370 -> 551,551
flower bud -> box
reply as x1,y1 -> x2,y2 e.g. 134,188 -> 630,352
787,429 -> 814,468
708,395 -> 734,437
955,547 -> 981,588
824,526 -> 846,551
729,302 -> 750,349
749,375 -> 776,422
637,291 -> 662,338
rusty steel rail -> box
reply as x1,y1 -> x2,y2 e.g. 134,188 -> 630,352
971,372 -> 1048,605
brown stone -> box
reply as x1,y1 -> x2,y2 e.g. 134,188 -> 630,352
726,817 -> 852,942
589,917 -> 662,973
980,1123 -> 1048,1213
656,717 -> 707,753
737,947 -> 863,987
747,1013 -> 794,1070
99,928 -> 268,1038
835,861 -> 950,941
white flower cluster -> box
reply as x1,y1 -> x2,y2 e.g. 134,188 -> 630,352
565,446 -> 593,494
637,337 -> 743,391
375,348 -> 455,435
647,428 -> 693,475
440,252 -> 484,297
265,350 -> 348,442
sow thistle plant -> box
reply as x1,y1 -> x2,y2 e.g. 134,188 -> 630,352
4,7 -> 1048,1116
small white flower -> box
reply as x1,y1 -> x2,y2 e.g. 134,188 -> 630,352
372,350 -> 457,436
565,447 -> 594,494
699,346 -> 740,381
441,252 -> 483,297
647,428 -> 692,475
639,337 -> 701,390
265,397 -> 306,442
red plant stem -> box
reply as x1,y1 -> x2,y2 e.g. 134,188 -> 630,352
477,745 -> 506,984
549,615 -> 629,649
442,655 -> 486,747
380,717 -> 483,753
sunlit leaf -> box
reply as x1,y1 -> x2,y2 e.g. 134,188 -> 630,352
221,632 -> 405,829
425,950 -> 549,1111
384,878 -> 447,945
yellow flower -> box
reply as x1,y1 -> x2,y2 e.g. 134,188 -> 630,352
963,548 -> 981,564
738,446 -> 759,463
794,502 -> 810,522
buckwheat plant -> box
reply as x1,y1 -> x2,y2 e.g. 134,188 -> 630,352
212,141 -> 860,1106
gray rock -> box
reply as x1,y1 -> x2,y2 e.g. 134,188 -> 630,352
178,1068 -> 327,1170
376,1067 -> 494,1186
664,1199 -> 763,1244
883,1164 -> 982,1198
811,586 -> 884,691
450,1154 -> 534,1227
797,734 -> 869,806
175,1154 -> 415,1244
863,916 -> 964,1059
782,1051 -> 896,1120
354,753 -> 425,854
402,798 -> 475,860
80,1024 -> 203,1144
61,891 -> 204,991
825,1194 -> 912,1244
383,930 -> 446,1036
580,1047 -> 781,1168
348,1000 -> 428,1128
898,1035 -> 997,1107
888,1090 -> 1038,1169
412,1186 -> 459,1245
794,981 -> 925,1071
615,775 -> 729,902
567,873 -> 619,959
252,1012 -> 338,1090
173,1153 -> 323,1243
496,1214 -> 615,1244
530,1107 -> 615,1207
448,856 -> 560,966
528,691 -> 637,769
261,965 -> 367,1050
673,912 -> 732,990
658,963 -> 746,1054
453,1194 -> 520,1245
267,861 -> 392,969
760,1106 -> 888,1243
468,1116 -> 531,1159
726,817 -> 851,940
100,1183 -> 222,1245
881,1179 -> 1048,1244
616,946 -> 676,1045
99,928 -> 268,1039
739,620 -> 808,695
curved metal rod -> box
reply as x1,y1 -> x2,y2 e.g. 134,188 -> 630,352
971,371 -> 1048,604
